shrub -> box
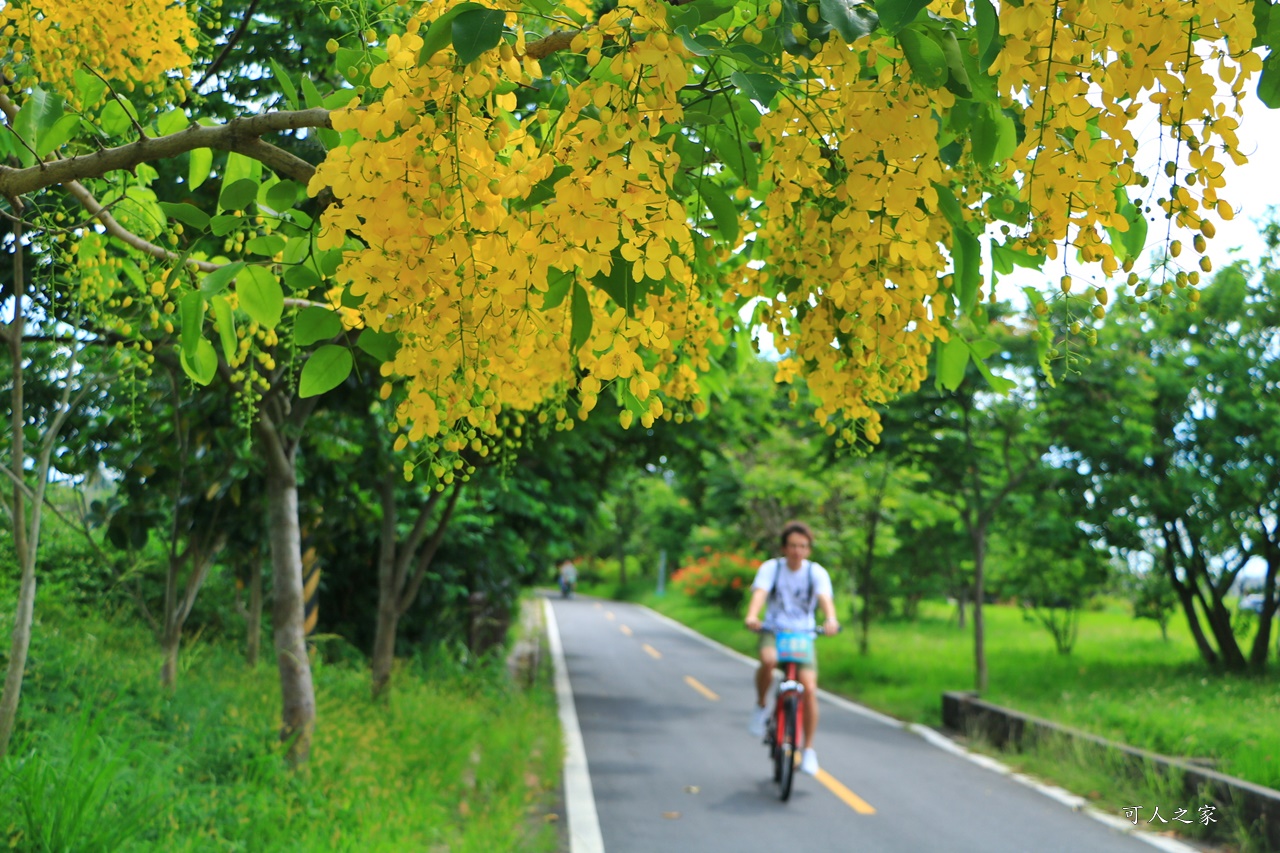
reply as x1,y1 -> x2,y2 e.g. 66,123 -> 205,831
670,551 -> 757,614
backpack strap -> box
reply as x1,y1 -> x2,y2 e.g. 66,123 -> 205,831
770,559 -> 816,613
769,557 -> 784,603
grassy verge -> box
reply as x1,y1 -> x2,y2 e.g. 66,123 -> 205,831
583,578 -> 1277,850
0,599 -> 562,852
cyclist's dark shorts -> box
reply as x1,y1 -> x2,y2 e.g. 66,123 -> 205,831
758,630 -> 817,673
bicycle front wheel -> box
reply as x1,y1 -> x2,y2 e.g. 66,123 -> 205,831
777,695 -> 797,801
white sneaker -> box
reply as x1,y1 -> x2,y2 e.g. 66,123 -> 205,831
748,705 -> 769,737
800,748 -> 820,776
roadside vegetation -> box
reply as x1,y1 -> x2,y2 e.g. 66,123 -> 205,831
0,590 -> 562,852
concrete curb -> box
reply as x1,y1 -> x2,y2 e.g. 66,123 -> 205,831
544,599 -> 605,853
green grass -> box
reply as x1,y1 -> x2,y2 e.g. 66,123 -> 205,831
620,586 -> 1280,792
0,600 -> 563,852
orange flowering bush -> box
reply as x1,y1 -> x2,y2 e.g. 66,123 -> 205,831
671,551 -> 757,614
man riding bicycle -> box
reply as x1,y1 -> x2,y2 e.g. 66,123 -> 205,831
744,521 -> 839,777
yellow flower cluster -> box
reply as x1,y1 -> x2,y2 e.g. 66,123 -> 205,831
990,0 -> 1255,274
310,0 -> 1256,451
0,0 -> 196,108
312,0 -> 723,456
744,36 -> 955,443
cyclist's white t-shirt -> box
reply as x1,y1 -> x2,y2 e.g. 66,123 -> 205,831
751,558 -> 833,632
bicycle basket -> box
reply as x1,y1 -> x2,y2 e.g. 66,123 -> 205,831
775,631 -> 813,663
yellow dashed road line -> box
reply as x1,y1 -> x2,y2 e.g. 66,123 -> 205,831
605,611 -> 616,621
684,676 -> 719,701
642,644 -> 662,659
815,769 -> 876,814
620,625 -> 633,636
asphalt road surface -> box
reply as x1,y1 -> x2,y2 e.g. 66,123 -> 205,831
549,595 -> 1182,853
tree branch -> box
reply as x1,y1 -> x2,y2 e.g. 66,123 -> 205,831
525,31 -> 577,59
398,480 -> 464,615
0,108 -> 331,199
196,0 -> 263,89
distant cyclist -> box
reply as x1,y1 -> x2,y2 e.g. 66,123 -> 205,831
744,521 -> 839,776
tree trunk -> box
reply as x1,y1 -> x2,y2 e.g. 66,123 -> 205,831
370,600 -> 400,700
261,433 -> 315,767
973,525 -> 988,694
160,626 -> 181,689
161,552 -> 182,689
0,228 -> 34,760
247,556 -> 263,668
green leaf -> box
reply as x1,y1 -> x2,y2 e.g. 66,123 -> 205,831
300,75 -> 323,110
284,264 -> 322,293
37,114 -> 80,157
419,3 -> 485,63
936,335 -> 969,392
246,235 -> 286,257
323,88 -> 359,110
899,26 -> 948,88
991,241 -> 1041,276
452,8 -> 506,64
952,227 -> 981,313
592,250 -> 639,314
971,106 -> 997,166
819,0 -> 879,42
968,338 -> 1000,360
239,266 -> 284,329
99,98 -> 139,138
542,268 -> 574,310
299,343 -> 355,397
1106,192 -> 1149,262
180,338 -> 218,386
1254,0 -> 1280,50
512,164 -> 571,210
933,182 -> 965,229
155,109 -> 187,136
180,292 -> 205,358
268,58 -> 299,110
675,26 -> 720,56
73,69 -> 106,109
200,261 -> 246,296
219,178 -> 259,213
972,350 -> 1016,394
160,202 -> 211,231
684,0 -> 737,25
212,296 -> 238,363
570,283 -> 593,353
299,345 -> 353,398
14,88 -> 64,166
875,0 -> 930,34
730,71 -> 781,107
975,0 -> 1001,69
223,150 -> 260,187
264,179 -> 302,212
295,306 -> 343,345
938,31 -> 972,98
780,0 -> 831,57
700,180 -> 739,245
708,125 -> 758,189
357,328 -> 399,362
1259,50 -> 1280,108
992,110 -> 1017,162
210,215 -> 242,236
282,236 -> 312,265
189,147 -> 213,190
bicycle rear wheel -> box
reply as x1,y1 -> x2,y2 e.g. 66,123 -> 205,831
777,695 -> 797,801
768,713 -> 782,782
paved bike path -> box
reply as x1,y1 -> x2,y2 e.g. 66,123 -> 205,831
551,595 -> 1185,853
